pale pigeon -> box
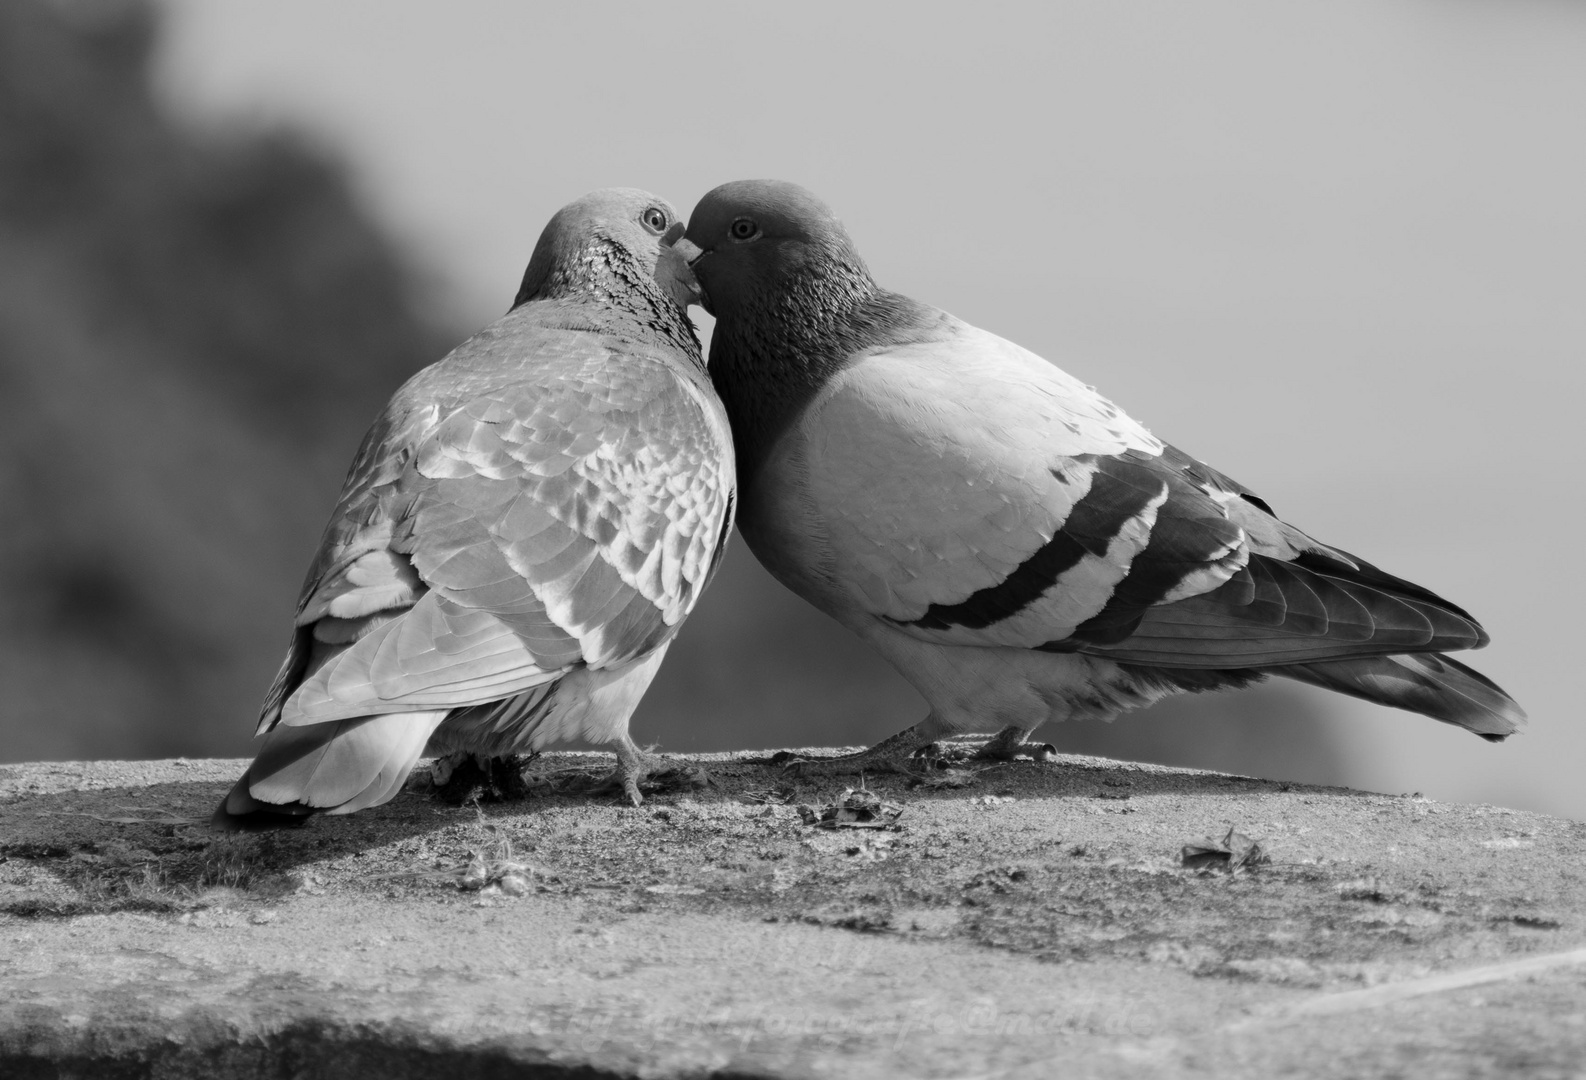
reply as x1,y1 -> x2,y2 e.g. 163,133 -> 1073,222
214,188 -> 734,827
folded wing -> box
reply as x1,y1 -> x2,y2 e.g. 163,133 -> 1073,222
801,322 -> 1489,673
259,324 -> 733,733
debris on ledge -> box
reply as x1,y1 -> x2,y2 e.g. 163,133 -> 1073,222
2,752 -> 1584,1079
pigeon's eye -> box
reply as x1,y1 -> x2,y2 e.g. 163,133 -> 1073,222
641,207 -> 669,234
729,218 -> 760,241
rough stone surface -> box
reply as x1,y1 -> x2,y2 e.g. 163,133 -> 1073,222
1,752 -> 1584,1079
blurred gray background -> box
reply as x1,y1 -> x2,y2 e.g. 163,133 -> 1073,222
1,0 -> 1579,819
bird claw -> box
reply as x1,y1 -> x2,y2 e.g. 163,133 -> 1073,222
582,771 -> 644,806
586,756 -> 651,806
970,734 -> 1058,763
587,756 -> 713,804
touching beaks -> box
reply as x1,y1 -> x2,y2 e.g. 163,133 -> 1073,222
670,237 -> 706,267
655,240 -> 704,308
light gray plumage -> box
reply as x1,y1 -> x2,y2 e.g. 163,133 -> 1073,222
214,188 -> 734,828
679,179 -> 1523,771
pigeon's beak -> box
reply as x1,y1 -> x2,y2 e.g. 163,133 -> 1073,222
670,237 -> 706,267
655,235 -> 704,309
664,235 -> 712,312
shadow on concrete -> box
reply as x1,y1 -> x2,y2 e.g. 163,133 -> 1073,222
0,747 -> 1386,918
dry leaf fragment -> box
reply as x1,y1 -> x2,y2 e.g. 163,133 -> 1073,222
800,785 -> 904,830
1181,827 -> 1270,872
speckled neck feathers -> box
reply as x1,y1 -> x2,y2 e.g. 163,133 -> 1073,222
708,259 -> 947,480
513,236 -> 702,365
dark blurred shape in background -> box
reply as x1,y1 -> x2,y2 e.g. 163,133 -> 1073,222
0,0 -> 1347,785
0,0 -> 447,760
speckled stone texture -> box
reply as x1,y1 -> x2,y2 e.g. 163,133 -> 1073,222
2,753 -> 1584,1079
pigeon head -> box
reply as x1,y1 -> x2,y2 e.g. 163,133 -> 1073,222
513,187 -> 698,311
678,180 -> 872,319
679,181 -> 942,479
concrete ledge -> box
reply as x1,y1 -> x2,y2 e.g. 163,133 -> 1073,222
2,753 -> 1584,1078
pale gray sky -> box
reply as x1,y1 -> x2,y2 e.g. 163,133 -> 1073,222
155,0 -> 1586,818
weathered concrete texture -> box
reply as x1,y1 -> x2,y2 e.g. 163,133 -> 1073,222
1,753 -> 1584,1079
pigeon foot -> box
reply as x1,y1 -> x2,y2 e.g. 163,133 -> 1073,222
776,729 -> 932,778
585,736 -> 654,806
970,726 -> 1058,763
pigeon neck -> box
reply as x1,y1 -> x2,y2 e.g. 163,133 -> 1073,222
514,238 -> 703,363
708,265 -> 938,481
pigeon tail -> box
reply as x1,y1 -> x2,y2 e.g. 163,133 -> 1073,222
211,710 -> 448,832
1272,654 -> 1525,741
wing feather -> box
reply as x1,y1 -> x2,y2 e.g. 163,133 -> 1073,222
779,318 -> 1484,673
1077,549 -> 1481,666
785,322 -> 1163,630
259,309 -> 734,733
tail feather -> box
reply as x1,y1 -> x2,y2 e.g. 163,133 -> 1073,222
1274,653 -> 1525,741
212,710 -> 448,831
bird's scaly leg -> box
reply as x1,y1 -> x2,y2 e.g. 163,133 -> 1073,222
586,734 -> 654,806
969,725 -> 1058,763
585,737 -> 714,804
778,726 -> 940,777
